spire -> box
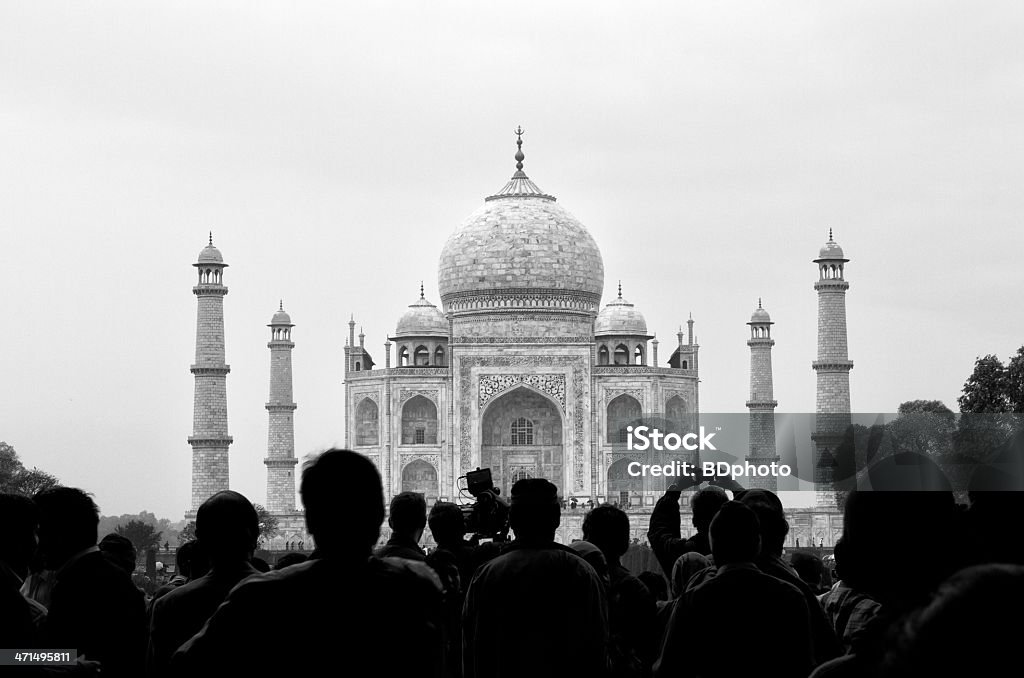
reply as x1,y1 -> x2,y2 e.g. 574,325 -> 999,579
758,297 -> 762,309
208,231 -> 213,246
420,281 -> 425,299
279,299 -> 284,312
515,125 -> 525,172
829,227 -> 833,241
617,281 -> 622,299
486,126 -> 555,202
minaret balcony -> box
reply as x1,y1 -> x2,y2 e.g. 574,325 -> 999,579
745,400 -> 779,409
192,285 -> 229,296
811,360 -> 854,371
190,365 -> 231,375
265,403 -> 298,411
187,435 -> 234,447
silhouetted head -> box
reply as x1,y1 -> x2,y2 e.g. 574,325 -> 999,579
691,486 -> 729,534
428,501 -> 465,548
842,479 -> 956,607
671,552 -> 712,597
509,478 -> 560,542
388,491 -> 427,540
0,493 -> 39,578
99,533 -> 137,574
882,564 -> 1024,677
569,540 -> 609,585
789,551 -> 825,591
174,540 -> 203,580
301,449 -> 384,558
250,557 -> 270,573
709,500 -> 761,565
582,504 -> 630,560
195,491 -> 259,566
637,571 -> 669,601
33,487 -> 99,570
736,488 -> 788,556
274,552 -> 308,570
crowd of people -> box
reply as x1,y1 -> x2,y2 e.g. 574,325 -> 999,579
2,446 -> 1024,677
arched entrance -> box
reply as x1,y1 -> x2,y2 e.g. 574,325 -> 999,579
481,386 -> 564,497
607,457 -> 644,506
401,459 -> 438,501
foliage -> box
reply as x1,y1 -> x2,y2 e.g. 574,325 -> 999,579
115,519 -> 163,553
254,504 -> 279,546
0,442 -> 60,496
888,400 -> 955,460
179,521 -> 197,545
954,349 -> 1024,460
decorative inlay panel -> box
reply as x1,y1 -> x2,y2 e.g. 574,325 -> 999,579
479,374 -> 566,411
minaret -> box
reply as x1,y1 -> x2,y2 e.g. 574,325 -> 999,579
265,302 -> 298,513
187,234 -> 232,517
812,230 -> 853,506
746,299 -> 779,491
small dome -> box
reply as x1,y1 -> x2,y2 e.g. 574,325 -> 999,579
394,295 -> 448,338
595,287 -> 648,336
750,307 -> 772,324
816,230 -> 847,261
270,303 -> 292,326
196,234 -> 224,265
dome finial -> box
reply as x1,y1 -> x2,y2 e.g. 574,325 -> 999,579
829,227 -> 833,241
514,125 -> 525,172
420,281 -> 424,299
279,299 -> 283,311
208,231 -> 213,246
617,280 -> 622,299
758,297 -> 762,309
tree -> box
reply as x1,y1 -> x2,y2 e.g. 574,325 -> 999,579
115,519 -> 162,554
889,400 -> 955,460
0,441 -> 60,496
254,504 -> 279,546
179,521 -> 197,545
955,352 -> 1022,460
958,355 -> 1011,413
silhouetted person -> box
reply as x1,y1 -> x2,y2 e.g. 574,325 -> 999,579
428,501 -> 478,594
34,487 -> 145,678
737,488 -> 841,667
569,540 -> 610,588
250,556 -> 270,573
171,449 -> 444,676
150,541 -> 207,608
463,478 -> 608,678
669,552 -> 711,598
273,552 -> 308,570
655,501 -> 813,678
376,491 -> 428,561
149,490 -> 261,678
99,533 -> 138,575
648,485 -> 727,577
790,551 -> 826,594
881,564 -> 1024,677
585,504 -> 658,676
0,493 -> 45,647
810,456 -> 958,678
817,538 -> 880,654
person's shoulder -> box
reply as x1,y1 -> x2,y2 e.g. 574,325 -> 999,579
376,556 -> 443,595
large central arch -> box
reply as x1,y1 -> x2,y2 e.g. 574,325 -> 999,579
480,386 -> 565,497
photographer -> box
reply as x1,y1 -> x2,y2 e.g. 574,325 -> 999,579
647,484 -> 728,578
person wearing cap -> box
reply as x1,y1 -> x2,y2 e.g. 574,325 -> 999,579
463,478 -> 609,678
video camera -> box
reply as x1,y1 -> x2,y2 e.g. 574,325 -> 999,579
459,467 -> 511,542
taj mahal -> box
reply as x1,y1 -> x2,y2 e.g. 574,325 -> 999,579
186,130 -> 852,547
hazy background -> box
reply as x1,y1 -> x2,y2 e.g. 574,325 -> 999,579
2,1 -> 1021,519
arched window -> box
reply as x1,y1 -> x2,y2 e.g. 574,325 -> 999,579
614,344 -> 629,365
399,347 -> 410,367
682,360 -> 688,369
510,468 -> 532,484
355,362 -> 361,371
414,346 -> 429,366
634,345 -> 644,365
511,418 -> 534,445
355,398 -> 379,446
434,346 -> 445,366
607,394 -> 642,444
401,396 -> 437,445
598,345 -> 609,366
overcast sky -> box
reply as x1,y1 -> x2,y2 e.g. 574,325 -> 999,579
2,2 -> 1022,519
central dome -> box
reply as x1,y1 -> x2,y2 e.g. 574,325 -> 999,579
437,134 -> 604,316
